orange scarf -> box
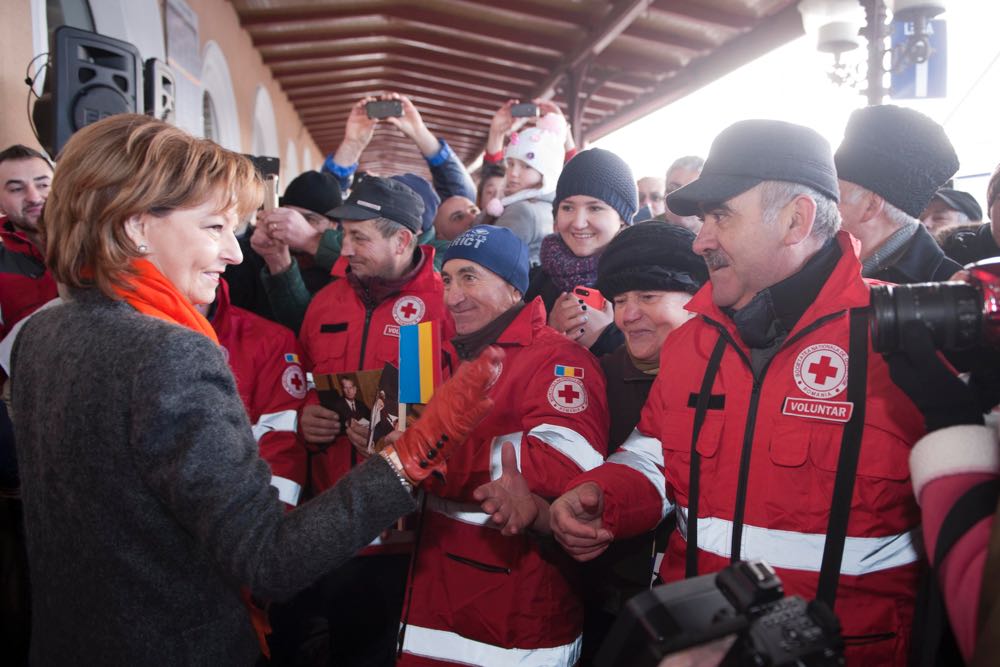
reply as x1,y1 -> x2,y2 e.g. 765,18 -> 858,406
113,259 -> 219,344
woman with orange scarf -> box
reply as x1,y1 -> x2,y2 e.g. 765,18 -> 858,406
9,114 -> 498,665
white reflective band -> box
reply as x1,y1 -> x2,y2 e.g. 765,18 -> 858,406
527,424 -> 604,472
426,494 -> 496,529
251,410 -> 298,442
489,431 -> 524,480
675,506 -> 920,576
269,475 -> 301,506
608,430 -> 671,518
401,624 -> 582,667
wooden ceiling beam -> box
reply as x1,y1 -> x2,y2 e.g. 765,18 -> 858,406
259,35 -> 555,73
583,3 -> 804,141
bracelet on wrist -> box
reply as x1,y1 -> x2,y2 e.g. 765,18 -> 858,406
380,446 -> 414,494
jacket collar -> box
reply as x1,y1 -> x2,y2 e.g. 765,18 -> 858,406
868,223 -> 959,283
207,278 -> 235,339
1,217 -> 44,263
338,245 -> 439,307
687,231 -> 870,350
495,296 -> 548,348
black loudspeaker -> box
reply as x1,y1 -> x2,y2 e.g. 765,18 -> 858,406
32,26 -> 142,158
144,58 -> 176,123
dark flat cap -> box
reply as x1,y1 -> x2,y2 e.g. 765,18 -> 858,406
931,188 -> 982,222
327,175 -> 424,233
666,120 -> 839,217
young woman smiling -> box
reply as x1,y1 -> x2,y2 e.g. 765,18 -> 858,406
524,148 -> 638,356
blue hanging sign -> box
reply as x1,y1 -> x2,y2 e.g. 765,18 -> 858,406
891,19 -> 947,100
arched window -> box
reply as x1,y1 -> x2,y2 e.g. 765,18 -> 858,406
203,92 -> 219,143
302,145 -> 315,174
285,139 -> 300,184
200,41 -> 240,151
251,86 -> 279,159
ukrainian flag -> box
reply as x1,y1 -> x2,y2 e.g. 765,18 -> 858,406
399,321 -> 442,404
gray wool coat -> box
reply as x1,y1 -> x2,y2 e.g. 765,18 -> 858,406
11,289 -> 416,666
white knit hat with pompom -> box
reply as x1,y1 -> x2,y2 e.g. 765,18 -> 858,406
486,113 -> 567,215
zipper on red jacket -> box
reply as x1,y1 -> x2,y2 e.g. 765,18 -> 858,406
358,305 -> 373,368
701,310 -> 846,562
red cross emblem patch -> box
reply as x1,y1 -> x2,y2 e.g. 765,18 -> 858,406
392,296 -> 426,325
547,377 -> 588,414
793,343 -> 849,399
282,365 -> 307,399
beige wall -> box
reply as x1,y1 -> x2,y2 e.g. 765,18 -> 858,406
1,0 -> 47,154
0,0 -> 322,187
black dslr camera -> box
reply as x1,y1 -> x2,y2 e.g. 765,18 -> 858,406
595,561 -> 844,667
870,257 -> 1000,354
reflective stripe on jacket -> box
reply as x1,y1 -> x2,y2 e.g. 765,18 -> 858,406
213,280 -> 307,506
578,232 -> 926,667
399,299 -> 609,666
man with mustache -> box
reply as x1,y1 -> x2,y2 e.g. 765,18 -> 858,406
550,120 -> 929,666
0,145 -> 57,340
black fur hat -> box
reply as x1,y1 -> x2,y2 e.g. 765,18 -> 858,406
835,105 -> 958,218
596,221 -> 708,299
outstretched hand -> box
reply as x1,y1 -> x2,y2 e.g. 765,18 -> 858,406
473,441 -> 543,536
551,482 -> 614,561
886,320 -> 983,432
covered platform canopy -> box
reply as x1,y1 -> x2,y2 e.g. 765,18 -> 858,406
231,0 -> 804,175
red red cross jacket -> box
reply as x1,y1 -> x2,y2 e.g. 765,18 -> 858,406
211,280 -> 308,507
398,299 -> 609,666
298,247 -> 449,493
0,218 -> 57,341
573,232 -> 926,666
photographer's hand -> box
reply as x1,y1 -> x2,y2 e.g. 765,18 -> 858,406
887,320 -> 984,432
333,97 -> 378,167
551,482 -> 614,561
486,100 -> 524,156
384,94 -> 439,158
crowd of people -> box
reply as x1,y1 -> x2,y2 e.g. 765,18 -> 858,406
1,91 -> 999,667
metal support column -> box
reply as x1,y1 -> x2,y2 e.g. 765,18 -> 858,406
862,0 -> 888,106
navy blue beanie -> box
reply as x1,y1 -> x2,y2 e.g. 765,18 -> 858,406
444,225 -> 529,294
392,174 -> 439,233
554,148 -> 638,225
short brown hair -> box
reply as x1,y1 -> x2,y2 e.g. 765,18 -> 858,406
44,114 -> 262,298
0,144 -> 52,169
988,162 -> 1000,213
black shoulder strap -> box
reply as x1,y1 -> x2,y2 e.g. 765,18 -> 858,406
685,334 -> 728,578
816,307 -> 869,608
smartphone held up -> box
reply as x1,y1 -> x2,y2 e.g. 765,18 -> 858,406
366,100 -> 403,119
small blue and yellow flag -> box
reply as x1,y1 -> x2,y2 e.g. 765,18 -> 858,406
399,321 -> 442,404
554,365 -> 585,378
284,353 -> 300,364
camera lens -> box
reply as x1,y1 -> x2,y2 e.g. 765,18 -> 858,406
870,282 -> 982,354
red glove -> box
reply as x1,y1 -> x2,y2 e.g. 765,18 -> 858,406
385,346 -> 503,486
